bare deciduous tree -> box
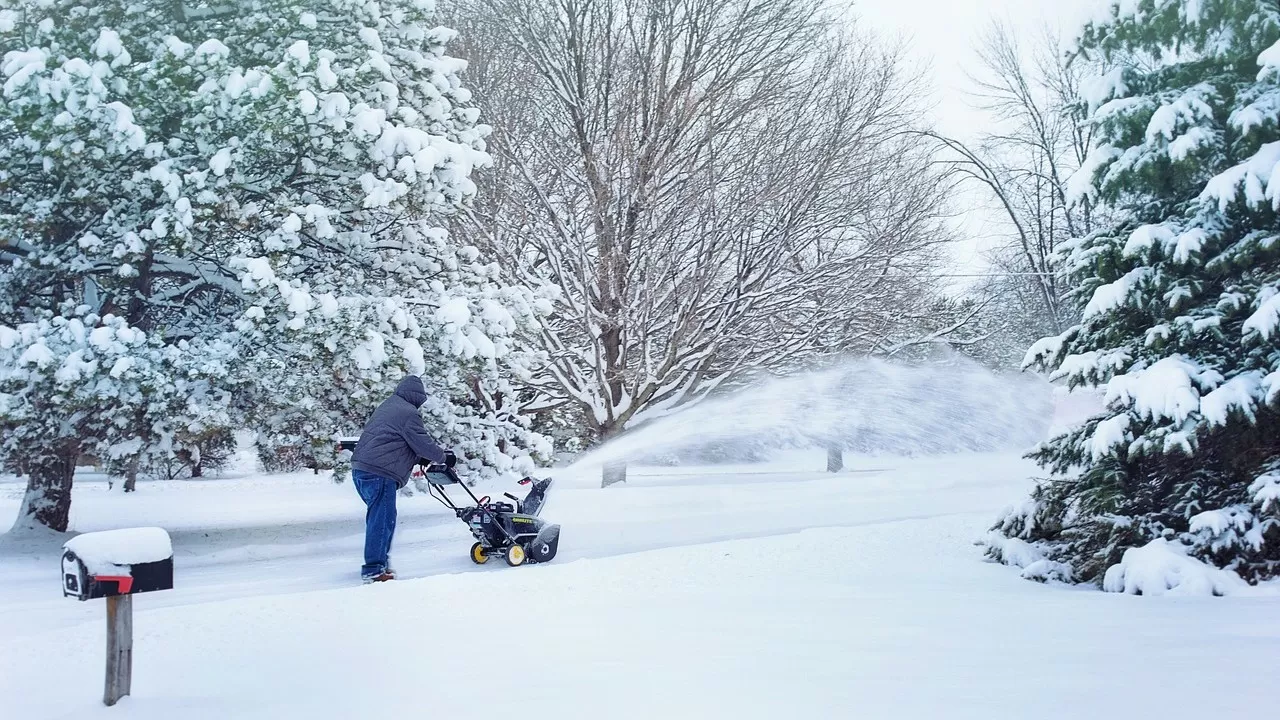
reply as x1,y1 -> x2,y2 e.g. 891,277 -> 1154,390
446,0 -> 957,471
929,23 -> 1106,347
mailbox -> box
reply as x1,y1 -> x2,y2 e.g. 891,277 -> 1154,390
62,527 -> 173,706
61,527 -> 174,601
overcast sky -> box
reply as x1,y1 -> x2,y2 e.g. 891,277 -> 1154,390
853,0 -> 1098,139
850,0 -> 1101,275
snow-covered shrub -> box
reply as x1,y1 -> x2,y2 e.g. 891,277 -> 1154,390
984,527 -> 1076,584
181,428 -> 238,478
0,0 -> 548,530
986,1 -> 1280,587
255,437 -> 315,475
143,428 -> 237,480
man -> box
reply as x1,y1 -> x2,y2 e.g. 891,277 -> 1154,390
351,375 -> 455,583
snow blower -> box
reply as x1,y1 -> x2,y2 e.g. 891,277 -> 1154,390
334,439 -> 560,567
419,463 -> 561,567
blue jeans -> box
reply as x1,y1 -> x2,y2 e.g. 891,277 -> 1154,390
353,470 -> 398,578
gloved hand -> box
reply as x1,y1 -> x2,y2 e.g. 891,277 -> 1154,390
443,450 -> 457,468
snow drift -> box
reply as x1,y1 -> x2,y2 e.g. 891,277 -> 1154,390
1102,539 -> 1248,597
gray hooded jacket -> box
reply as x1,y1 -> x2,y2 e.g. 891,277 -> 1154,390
351,376 -> 447,487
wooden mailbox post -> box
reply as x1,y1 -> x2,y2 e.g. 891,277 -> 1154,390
61,527 -> 174,707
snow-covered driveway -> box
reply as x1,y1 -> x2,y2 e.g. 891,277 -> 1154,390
2,453 -> 1275,719
0,453 -> 1029,633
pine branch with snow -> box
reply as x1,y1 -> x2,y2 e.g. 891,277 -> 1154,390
985,0 -> 1280,589
0,312 -> 236,526
0,0 -> 549,530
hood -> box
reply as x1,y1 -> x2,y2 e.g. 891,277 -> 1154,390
394,375 -> 428,408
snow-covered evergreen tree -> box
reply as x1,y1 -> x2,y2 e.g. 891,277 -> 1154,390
986,0 -> 1280,587
0,0 -> 548,531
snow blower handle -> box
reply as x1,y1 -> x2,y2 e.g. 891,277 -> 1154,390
503,493 -> 520,503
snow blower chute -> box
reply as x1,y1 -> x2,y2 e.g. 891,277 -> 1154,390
420,463 -> 560,567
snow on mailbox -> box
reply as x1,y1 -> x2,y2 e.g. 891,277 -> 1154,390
62,527 -> 174,600
61,527 -> 173,707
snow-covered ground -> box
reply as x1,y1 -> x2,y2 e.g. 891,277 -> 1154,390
2,452 -> 1276,718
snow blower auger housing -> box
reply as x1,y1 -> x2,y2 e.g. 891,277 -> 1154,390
419,463 -> 560,568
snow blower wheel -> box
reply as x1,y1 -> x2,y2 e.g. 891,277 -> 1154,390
470,542 -> 489,565
505,544 -> 526,567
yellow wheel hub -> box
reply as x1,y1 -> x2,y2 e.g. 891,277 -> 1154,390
470,543 -> 489,564
506,545 -> 526,566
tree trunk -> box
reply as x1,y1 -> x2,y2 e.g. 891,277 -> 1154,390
122,457 -> 138,493
12,448 -> 77,532
190,462 -> 203,478
602,461 -> 627,488
826,443 -> 843,473
597,420 -> 627,488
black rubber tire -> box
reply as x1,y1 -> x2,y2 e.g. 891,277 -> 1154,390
470,542 -> 489,565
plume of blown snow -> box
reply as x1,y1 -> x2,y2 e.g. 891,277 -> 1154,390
562,358 -> 1054,485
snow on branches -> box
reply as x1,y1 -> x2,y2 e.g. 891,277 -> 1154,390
449,0 -> 956,451
0,0 -> 548,529
987,0 -> 1280,589
0,310 -> 235,527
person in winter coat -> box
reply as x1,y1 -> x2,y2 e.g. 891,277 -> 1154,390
351,375 -> 455,583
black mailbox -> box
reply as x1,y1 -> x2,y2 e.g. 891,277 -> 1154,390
62,528 -> 174,706
61,528 -> 174,601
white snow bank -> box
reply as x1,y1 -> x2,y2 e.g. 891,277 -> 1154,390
6,513 -> 1279,720
64,527 -> 172,574
1102,539 -> 1246,597
983,532 -> 1073,582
